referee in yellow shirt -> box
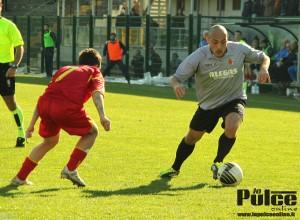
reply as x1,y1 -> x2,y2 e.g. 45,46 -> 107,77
0,0 -> 26,147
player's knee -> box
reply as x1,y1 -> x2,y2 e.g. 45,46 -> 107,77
8,104 -> 17,111
185,129 -> 205,145
6,101 -> 17,111
185,133 -> 202,145
90,124 -> 99,137
224,126 -> 238,138
43,137 -> 59,149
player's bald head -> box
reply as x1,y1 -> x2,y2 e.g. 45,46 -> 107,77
208,25 -> 228,38
207,25 -> 228,58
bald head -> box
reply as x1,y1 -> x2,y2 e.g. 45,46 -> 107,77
208,25 -> 228,38
207,25 -> 228,58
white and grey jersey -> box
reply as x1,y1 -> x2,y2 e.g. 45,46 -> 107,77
174,41 -> 265,110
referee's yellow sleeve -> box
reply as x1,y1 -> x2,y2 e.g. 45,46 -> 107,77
9,22 -> 24,47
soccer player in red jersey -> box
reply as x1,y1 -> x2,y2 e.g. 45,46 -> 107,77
11,48 -> 111,187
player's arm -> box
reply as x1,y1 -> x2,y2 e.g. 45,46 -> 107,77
92,91 -> 111,131
119,41 -> 127,55
6,45 -> 24,77
258,54 -> 271,83
170,50 -> 199,99
243,44 -> 271,83
170,76 -> 185,99
26,106 -> 39,139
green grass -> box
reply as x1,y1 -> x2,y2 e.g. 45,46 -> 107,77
0,75 -> 299,220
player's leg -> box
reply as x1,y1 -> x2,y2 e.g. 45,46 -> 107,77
61,124 -> 98,187
213,113 -> 242,162
0,63 -> 26,147
2,96 -> 26,147
59,108 -> 99,187
11,134 -> 60,186
160,129 -> 205,178
66,123 -> 98,172
214,100 -> 245,163
212,100 -> 245,179
29,135 -> 60,162
160,107 -> 218,178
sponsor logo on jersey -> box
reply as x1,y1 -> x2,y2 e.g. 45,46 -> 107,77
204,62 -> 218,68
209,68 -> 238,79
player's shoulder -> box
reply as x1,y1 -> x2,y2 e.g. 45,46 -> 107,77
79,65 -> 101,74
191,46 -> 211,60
0,17 -> 17,27
54,65 -> 69,74
0,17 -> 13,24
228,41 -> 251,49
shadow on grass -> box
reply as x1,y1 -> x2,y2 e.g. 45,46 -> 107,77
16,75 -> 300,112
82,178 -> 208,198
29,187 -> 75,197
0,147 -> 19,150
208,185 -> 226,189
0,185 -> 24,197
0,185 -> 75,198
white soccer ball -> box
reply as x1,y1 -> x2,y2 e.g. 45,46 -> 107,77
217,162 -> 243,186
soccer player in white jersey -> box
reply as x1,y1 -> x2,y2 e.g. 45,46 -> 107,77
160,25 -> 271,179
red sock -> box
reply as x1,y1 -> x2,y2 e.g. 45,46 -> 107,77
17,157 -> 38,180
66,148 -> 87,171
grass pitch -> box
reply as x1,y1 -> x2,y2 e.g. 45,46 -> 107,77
0,75 -> 299,220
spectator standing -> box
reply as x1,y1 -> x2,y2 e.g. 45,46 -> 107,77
149,47 -> 162,76
131,49 -> 144,78
170,52 -> 182,74
43,24 -> 57,77
103,32 -> 130,84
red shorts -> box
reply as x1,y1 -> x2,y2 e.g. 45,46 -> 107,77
37,97 -> 93,138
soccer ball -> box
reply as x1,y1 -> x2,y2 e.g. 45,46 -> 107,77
217,162 -> 243,186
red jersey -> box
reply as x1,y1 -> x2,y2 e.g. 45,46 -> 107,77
41,65 -> 104,107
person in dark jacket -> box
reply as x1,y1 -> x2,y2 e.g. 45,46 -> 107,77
149,47 -> 162,76
131,49 -> 144,78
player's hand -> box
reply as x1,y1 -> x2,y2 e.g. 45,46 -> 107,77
258,69 -> 271,84
26,125 -> 34,139
6,68 -> 16,77
173,85 -> 186,99
100,116 -> 111,131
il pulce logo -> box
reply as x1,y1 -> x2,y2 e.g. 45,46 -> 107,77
237,188 -> 297,206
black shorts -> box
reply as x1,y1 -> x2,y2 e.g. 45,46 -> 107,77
189,99 -> 246,133
0,63 -> 15,96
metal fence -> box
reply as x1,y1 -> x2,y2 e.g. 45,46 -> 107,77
7,15 -> 300,81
